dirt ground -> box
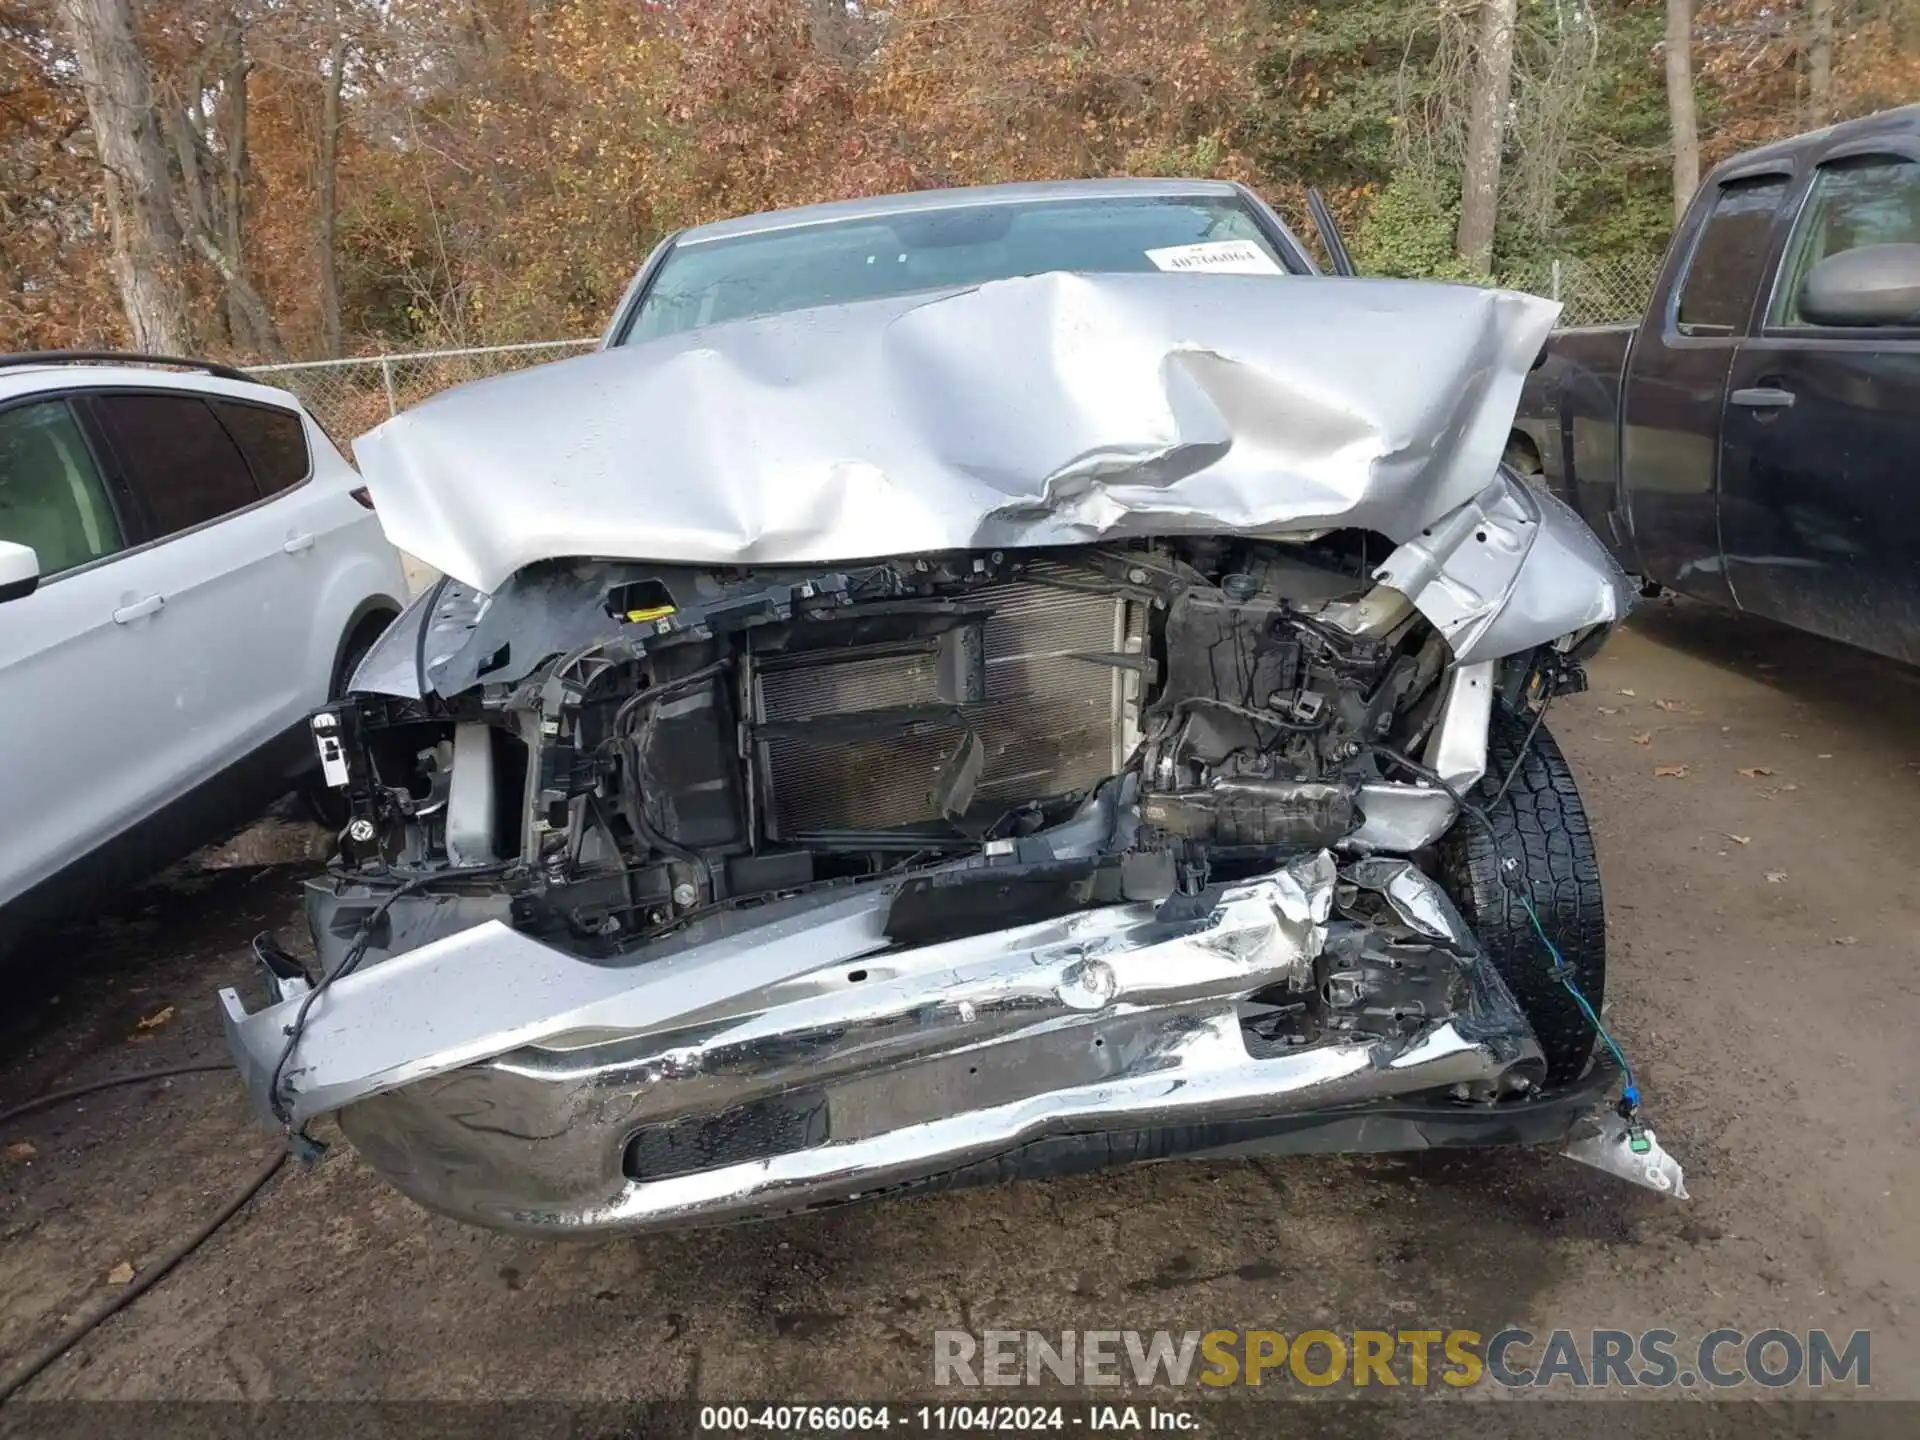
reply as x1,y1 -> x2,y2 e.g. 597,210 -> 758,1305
1,598 -> 1915,1411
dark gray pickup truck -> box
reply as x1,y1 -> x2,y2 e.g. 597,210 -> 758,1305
1510,104 -> 1920,665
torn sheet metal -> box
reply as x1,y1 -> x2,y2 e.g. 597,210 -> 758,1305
354,271 -> 1558,594
1564,1109 -> 1690,1200
220,852 -> 1558,1234
1371,471 -> 1635,665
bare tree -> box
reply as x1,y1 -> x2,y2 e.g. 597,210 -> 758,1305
57,0 -> 193,351
1503,4 -> 1602,253
316,0 -> 349,357
1456,0 -> 1520,275
1666,0 -> 1700,221
161,18 -> 286,359
1807,0 -> 1834,127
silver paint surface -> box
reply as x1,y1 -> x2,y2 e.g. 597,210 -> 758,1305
224,854 -> 1547,1234
354,272 -> 1561,594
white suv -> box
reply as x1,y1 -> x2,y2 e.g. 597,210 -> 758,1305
0,353 -> 407,944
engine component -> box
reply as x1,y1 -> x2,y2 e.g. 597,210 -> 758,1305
755,573 -> 1144,836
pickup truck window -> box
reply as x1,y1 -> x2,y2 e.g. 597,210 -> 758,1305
1675,175 -> 1790,336
1770,155 -> 1920,327
624,196 -> 1288,344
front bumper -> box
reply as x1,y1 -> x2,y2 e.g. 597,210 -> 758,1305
223,851 -> 1585,1238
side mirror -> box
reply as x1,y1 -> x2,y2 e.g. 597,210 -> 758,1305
1798,242 -> 1920,327
0,540 -> 40,603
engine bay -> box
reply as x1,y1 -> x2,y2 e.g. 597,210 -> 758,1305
319,536 -> 1574,965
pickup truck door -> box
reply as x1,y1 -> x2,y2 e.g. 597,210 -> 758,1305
1620,171 -> 1793,606
1719,150 -> 1920,665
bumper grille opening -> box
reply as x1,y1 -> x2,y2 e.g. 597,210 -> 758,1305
624,1091 -> 831,1183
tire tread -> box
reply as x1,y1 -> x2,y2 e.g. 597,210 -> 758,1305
1438,706 -> 1606,1083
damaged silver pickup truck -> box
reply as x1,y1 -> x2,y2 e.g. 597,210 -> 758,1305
222,181 -> 1678,1237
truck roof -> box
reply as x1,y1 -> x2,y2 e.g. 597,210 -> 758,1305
1714,103 -> 1920,177
675,178 -> 1253,246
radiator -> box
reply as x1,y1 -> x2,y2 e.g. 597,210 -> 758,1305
757,575 -> 1144,835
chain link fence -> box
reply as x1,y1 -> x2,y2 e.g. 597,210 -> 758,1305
250,256 -> 1663,441
249,338 -> 597,443
1498,253 -> 1665,328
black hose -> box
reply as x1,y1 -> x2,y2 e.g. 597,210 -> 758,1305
0,1147 -> 285,1403
0,1060 -> 287,1405
0,1062 -> 233,1128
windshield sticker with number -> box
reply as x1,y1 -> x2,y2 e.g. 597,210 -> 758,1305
1144,240 -> 1283,275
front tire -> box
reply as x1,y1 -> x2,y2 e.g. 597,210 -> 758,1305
1437,706 -> 1607,1085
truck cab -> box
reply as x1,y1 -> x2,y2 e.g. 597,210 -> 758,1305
1515,105 -> 1920,665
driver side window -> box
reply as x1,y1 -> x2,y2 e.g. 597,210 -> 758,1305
1770,154 -> 1920,327
0,400 -> 125,579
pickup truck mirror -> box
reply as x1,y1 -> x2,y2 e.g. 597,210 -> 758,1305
0,539 -> 40,603
1798,242 -> 1920,327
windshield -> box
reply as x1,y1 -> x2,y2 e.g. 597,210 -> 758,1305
622,195 -> 1292,343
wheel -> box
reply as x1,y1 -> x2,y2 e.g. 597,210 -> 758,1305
1437,704 -> 1606,1085
299,613 -> 393,829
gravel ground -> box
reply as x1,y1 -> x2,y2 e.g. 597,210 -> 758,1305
1,599 -> 1915,1411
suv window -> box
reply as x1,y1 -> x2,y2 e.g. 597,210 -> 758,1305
0,400 -> 125,578
1771,154 -> 1920,326
94,392 -> 263,538
1675,175 -> 1790,336
210,398 -> 311,495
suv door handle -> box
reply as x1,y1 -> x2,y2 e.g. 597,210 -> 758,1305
1730,387 -> 1796,409
282,532 -> 315,554
112,594 -> 165,624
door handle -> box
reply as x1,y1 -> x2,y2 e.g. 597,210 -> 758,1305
1730,387 -> 1796,409
282,532 -> 316,554
112,594 -> 165,624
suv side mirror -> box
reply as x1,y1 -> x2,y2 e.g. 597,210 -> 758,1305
1798,243 -> 1920,327
0,540 -> 40,603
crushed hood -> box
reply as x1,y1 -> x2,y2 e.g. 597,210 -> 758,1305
354,272 -> 1558,593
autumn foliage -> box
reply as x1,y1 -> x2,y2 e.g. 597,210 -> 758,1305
1,0 -> 1911,359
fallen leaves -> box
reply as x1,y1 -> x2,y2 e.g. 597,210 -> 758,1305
106,1261 -> 135,1285
134,1005 -> 174,1032
1655,764 -> 1688,778
1833,936 -> 1859,946
3,1141 -> 35,1162
1631,731 -> 1653,746
1765,871 -> 1788,883
1723,833 -> 1751,846
1737,767 -> 1775,779
1595,706 -> 1620,716
1617,688 -> 1637,697
1654,698 -> 1696,713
